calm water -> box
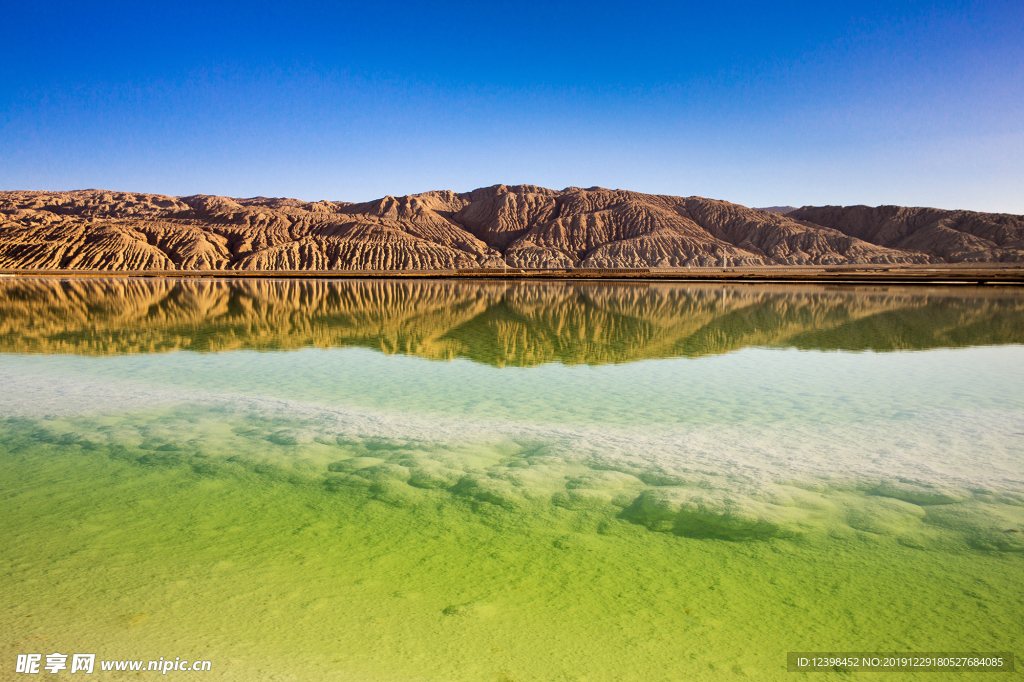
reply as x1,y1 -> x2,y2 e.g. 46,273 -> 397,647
1,278 -> 1022,681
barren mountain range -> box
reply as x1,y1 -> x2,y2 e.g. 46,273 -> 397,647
2,278 -> 1021,364
1,185 -> 1022,271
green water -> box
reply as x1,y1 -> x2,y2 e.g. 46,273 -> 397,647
1,278 -> 1022,680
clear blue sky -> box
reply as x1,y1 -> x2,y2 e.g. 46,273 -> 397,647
2,1 -> 1021,212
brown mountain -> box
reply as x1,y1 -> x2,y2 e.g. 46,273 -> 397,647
0,186 -> 1019,270
789,205 -> 1024,263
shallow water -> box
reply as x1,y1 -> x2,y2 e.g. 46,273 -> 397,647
1,278 -> 1022,680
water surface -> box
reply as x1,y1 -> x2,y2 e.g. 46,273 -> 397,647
1,278 -> 1022,680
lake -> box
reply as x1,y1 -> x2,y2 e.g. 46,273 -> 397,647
1,277 -> 1022,680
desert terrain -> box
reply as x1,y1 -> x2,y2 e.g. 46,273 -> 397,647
1,186 -> 1022,280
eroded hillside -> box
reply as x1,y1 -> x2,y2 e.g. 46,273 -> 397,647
790,205 -> 1024,263
6,185 -> 1017,270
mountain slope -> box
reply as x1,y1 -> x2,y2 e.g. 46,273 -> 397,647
789,205 -> 1024,263
0,186 -> 1017,270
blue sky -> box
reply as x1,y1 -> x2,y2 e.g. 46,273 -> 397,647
1,1 -> 1021,212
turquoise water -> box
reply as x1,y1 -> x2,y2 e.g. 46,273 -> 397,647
1,278 -> 1022,680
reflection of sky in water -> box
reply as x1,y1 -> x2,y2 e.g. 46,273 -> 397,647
4,344 -> 1023,425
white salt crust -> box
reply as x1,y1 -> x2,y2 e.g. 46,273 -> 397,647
3,364 -> 1022,546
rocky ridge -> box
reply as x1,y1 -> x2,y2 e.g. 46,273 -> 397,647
1,185 -> 1021,270
790,205 -> 1024,264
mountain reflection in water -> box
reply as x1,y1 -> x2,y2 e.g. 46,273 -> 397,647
1,277 -> 1022,363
